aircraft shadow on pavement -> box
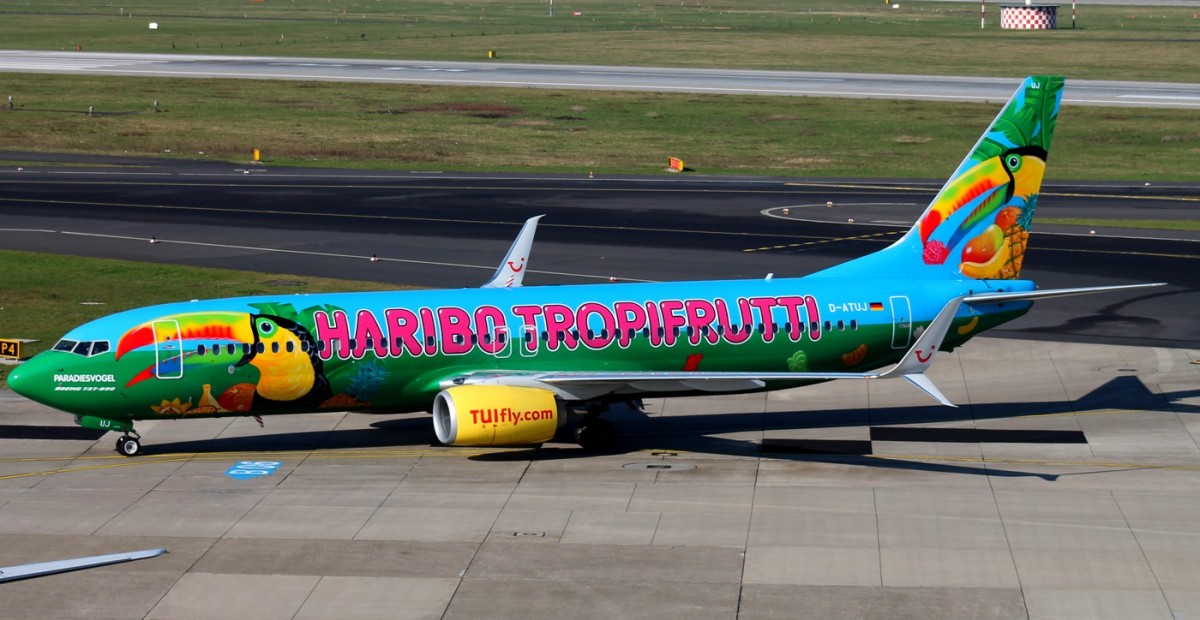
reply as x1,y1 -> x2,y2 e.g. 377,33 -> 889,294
469,375 -> 1200,481
16,376 -> 1196,479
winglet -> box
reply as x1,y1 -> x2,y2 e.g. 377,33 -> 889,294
872,296 -> 965,407
878,296 -> 964,380
481,215 -> 544,289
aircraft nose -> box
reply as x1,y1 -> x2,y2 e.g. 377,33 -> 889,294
6,354 -> 54,405
6,366 -> 29,395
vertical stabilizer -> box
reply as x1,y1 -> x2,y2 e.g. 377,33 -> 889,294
820,76 -> 1063,281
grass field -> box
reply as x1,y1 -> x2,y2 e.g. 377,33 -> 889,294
3,73 -> 1198,180
1,1 -> 1198,81
0,249 -> 397,379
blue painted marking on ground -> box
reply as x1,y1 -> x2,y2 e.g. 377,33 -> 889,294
225,460 -> 283,480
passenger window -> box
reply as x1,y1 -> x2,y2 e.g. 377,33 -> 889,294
837,320 -> 845,331
286,341 -> 295,353
271,342 -> 280,353
256,342 -> 266,354
426,335 -> 435,347
228,344 -> 237,355
823,321 -> 832,332
197,344 -> 207,356
850,320 -> 858,331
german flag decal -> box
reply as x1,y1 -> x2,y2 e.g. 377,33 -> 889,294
870,302 -> 884,311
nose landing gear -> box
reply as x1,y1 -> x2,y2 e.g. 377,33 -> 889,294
116,432 -> 142,457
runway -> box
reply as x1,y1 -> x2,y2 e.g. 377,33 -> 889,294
1,159 -> 1199,619
3,50 -> 1200,109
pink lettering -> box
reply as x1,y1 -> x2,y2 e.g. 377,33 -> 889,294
748,297 -> 779,343
420,307 -> 439,355
717,298 -> 753,345
577,302 -> 616,350
313,309 -> 351,360
474,305 -> 508,354
352,309 -> 387,358
438,306 -> 473,355
659,299 -> 686,347
684,299 -> 720,346
805,295 -> 822,341
645,301 -> 664,347
777,296 -> 807,342
543,303 -> 577,351
613,301 -> 648,348
512,304 -> 543,353
385,308 -> 423,357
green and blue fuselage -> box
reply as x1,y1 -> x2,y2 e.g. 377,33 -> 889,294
13,275 -> 1033,424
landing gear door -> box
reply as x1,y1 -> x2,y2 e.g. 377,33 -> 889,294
889,296 -> 912,350
153,319 -> 183,379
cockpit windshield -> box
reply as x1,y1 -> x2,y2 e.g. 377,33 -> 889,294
52,339 -> 111,357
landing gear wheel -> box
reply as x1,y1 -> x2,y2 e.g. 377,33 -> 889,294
574,418 -> 616,452
116,435 -> 141,457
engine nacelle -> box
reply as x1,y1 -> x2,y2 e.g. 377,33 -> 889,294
432,385 -> 563,446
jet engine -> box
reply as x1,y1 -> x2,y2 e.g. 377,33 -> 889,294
432,385 -> 564,446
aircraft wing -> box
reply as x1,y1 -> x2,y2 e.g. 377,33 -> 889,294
0,548 -> 166,583
481,215 -> 544,288
443,283 -> 1166,406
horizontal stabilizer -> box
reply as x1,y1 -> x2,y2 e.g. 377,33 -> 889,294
965,282 -> 1166,305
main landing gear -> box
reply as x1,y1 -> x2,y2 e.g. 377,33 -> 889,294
115,432 -> 142,457
570,399 -> 638,452
574,417 -> 616,452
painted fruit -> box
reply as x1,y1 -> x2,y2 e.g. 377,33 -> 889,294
994,206 -> 1021,230
960,243 -> 1012,279
218,383 -> 257,413
961,224 -> 1004,264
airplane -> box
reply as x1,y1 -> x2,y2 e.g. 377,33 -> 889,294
6,75 -> 1163,457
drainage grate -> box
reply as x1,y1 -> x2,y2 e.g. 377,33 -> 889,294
623,462 -> 697,471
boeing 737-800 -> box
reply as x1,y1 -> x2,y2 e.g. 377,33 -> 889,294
6,76 -> 1162,456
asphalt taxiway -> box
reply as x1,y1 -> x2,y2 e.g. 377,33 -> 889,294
1,160 -> 1198,619
1,337 -> 1198,619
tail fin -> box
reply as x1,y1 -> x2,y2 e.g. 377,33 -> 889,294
823,76 -> 1063,280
